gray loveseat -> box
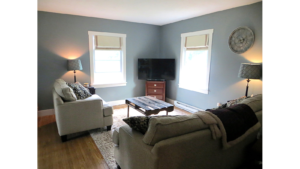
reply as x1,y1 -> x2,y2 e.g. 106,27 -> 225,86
113,95 -> 262,169
52,79 -> 113,142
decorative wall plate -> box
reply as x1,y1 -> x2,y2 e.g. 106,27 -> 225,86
228,27 -> 254,54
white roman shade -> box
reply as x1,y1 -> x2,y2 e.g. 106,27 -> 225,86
95,35 -> 121,49
185,34 -> 208,49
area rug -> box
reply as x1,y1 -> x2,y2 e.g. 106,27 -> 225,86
89,106 -> 190,169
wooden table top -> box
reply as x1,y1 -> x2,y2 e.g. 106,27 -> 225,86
125,96 -> 174,116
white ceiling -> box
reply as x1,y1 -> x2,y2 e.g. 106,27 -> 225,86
38,0 -> 262,26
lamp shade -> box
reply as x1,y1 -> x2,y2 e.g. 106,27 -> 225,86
238,63 -> 262,79
68,59 -> 82,71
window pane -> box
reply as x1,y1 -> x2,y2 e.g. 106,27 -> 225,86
179,30 -> 213,93
94,72 -> 123,84
181,49 -> 208,89
89,32 -> 127,87
95,50 -> 121,60
95,61 -> 120,72
95,50 -> 121,72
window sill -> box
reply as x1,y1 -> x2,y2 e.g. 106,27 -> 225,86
93,82 -> 127,88
178,84 -> 208,94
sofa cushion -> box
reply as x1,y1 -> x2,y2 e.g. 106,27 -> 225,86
239,94 -> 262,112
143,115 -> 209,146
67,82 -> 92,100
61,87 -> 77,101
123,116 -> 152,134
53,79 -> 77,101
54,79 -> 68,97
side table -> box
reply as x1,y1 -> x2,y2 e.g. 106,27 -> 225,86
87,87 -> 96,94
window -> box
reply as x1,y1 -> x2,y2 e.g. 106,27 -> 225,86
88,31 -> 127,88
179,29 -> 213,94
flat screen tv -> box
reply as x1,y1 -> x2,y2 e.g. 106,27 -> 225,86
138,58 -> 175,80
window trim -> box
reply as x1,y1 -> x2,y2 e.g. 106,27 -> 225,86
88,31 -> 127,88
178,29 -> 214,94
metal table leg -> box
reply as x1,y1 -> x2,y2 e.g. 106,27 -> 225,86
127,105 -> 129,118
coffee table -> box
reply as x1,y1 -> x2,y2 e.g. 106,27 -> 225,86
125,96 -> 174,117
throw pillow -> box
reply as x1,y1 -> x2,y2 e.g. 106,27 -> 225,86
53,79 -> 69,98
227,96 -> 247,107
123,115 -> 179,135
61,87 -> 77,101
67,82 -> 92,100
123,116 -> 151,134
76,82 -> 92,96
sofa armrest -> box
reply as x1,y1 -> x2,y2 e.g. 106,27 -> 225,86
113,130 -> 119,145
114,125 -> 156,169
54,95 -> 105,136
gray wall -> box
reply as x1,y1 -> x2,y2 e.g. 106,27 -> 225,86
38,12 -> 161,110
38,2 -> 262,110
161,2 -> 262,110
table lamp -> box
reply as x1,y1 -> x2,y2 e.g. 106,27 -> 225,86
68,59 -> 82,82
238,63 -> 262,97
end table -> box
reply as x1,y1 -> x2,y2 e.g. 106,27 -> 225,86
88,87 -> 96,94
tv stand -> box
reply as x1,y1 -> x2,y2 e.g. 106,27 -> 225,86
145,81 -> 166,101
146,79 -> 165,81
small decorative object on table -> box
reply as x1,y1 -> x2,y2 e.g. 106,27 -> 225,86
84,83 -> 89,88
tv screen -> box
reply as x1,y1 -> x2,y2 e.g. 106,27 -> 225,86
138,59 -> 175,80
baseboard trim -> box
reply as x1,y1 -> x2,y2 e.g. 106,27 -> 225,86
165,98 -> 204,113
38,109 -> 55,117
166,97 -> 175,105
107,100 -> 126,106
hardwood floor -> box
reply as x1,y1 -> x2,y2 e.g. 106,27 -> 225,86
38,105 -> 191,169
38,115 -> 56,127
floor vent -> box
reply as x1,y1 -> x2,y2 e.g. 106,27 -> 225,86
174,101 -> 203,113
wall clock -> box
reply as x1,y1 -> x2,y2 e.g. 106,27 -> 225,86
228,27 -> 255,54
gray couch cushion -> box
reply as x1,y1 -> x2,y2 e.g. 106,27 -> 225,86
53,79 -> 68,97
53,79 -> 77,101
239,94 -> 262,112
143,115 -> 209,146
61,87 -> 77,101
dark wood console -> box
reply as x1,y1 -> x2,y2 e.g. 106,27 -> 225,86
145,81 -> 165,101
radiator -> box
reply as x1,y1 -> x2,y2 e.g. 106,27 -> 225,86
174,101 -> 203,113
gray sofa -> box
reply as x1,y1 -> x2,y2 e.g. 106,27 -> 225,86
113,95 -> 262,169
52,79 -> 113,142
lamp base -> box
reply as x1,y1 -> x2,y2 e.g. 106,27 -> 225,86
74,70 -> 77,83
245,79 -> 250,97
